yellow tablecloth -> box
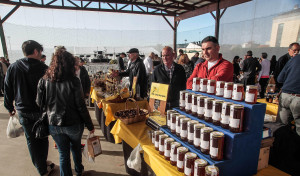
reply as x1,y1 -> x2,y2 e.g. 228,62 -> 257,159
257,99 -> 278,116
91,89 -> 149,126
110,120 -> 184,176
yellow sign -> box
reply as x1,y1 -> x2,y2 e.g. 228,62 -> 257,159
150,82 -> 169,101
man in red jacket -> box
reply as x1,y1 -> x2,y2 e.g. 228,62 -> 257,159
186,36 -> 233,89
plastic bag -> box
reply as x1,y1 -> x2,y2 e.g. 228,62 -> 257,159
127,143 -> 143,172
83,132 -> 102,162
6,115 -> 24,138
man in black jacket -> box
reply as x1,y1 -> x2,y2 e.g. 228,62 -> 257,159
117,52 -> 126,71
241,50 -> 261,87
78,58 -> 91,98
152,46 -> 186,110
4,40 -> 53,175
112,48 -> 147,98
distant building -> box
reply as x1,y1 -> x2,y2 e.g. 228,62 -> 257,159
177,42 -> 202,59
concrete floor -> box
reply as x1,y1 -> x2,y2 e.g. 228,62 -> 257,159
0,97 -> 129,176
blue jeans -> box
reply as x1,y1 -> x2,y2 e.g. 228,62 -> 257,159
49,123 -> 84,176
18,111 -> 49,175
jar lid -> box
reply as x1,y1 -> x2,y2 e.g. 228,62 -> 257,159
172,113 -> 180,116
164,138 -> 175,143
223,102 -> 233,106
182,118 -> 191,123
202,127 -> 213,132
159,134 -> 169,139
205,165 -> 219,174
246,85 -> 258,89
189,120 -> 199,124
185,152 -> 197,159
234,83 -> 244,87
211,131 -> 224,137
154,130 -> 163,134
213,100 -> 224,104
208,79 -> 216,82
225,82 -> 233,85
178,115 -> 186,118
231,104 -> 244,109
194,123 -> 206,129
201,78 -> 208,81
177,146 -> 188,153
205,98 -> 215,101
171,141 -> 181,147
195,159 -> 208,166
197,95 -> 207,99
216,81 -> 225,84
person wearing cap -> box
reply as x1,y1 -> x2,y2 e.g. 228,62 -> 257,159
112,48 -> 147,98
186,36 -> 233,89
117,52 -> 126,71
240,50 -> 261,87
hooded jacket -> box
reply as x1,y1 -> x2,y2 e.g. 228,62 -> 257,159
4,58 -> 48,113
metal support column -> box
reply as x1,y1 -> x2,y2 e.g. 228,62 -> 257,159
0,17 -> 8,59
215,0 -> 220,39
173,17 -> 177,54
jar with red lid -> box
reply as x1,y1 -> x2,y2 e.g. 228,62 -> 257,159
194,123 -> 206,149
204,98 -> 214,122
167,110 -> 177,129
176,115 -> 186,136
154,130 -> 164,150
187,120 -> 199,144
177,147 -> 189,172
194,159 -> 208,176
184,152 -> 197,176
159,134 -> 168,155
223,82 -> 233,99
220,102 -> 233,129
197,96 -> 206,120
185,93 -> 193,114
232,83 -> 244,101
180,118 -> 191,141
192,94 -> 199,116
180,90 -> 188,111
229,104 -> 244,133
200,127 -> 213,154
193,77 -> 201,92
245,85 -> 258,104
170,142 -> 181,166
210,131 -> 224,161
215,81 -> 225,97
206,80 -> 216,95
171,113 -> 180,133
164,137 -> 175,161
205,165 -> 219,176
200,78 -> 208,92
212,100 -> 223,126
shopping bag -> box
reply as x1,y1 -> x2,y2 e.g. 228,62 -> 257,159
83,132 -> 102,162
127,143 -> 143,172
6,114 -> 24,138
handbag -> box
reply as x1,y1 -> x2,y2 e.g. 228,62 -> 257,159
32,80 -> 49,139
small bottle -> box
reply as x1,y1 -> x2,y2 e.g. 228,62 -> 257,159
187,120 -> 199,144
154,130 -> 164,150
194,123 -> 206,149
184,152 -> 198,176
185,93 -> 193,114
200,127 -> 213,154
206,80 -> 216,95
212,100 -> 223,126
192,78 -> 201,92
223,82 -> 233,99
204,98 -> 214,123
170,142 -> 181,166
215,81 -> 225,97
171,113 -> 180,134
194,159 -> 208,176
177,147 -> 189,172
205,165 -> 219,176
229,104 -> 244,133
245,85 -> 258,104
232,83 -> 244,101
176,115 -> 186,136
180,90 -> 187,111
167,110 -> 177,129
197,96 -> 206,120
164,138 -> 175,161
200,78 -> 208,92
210,131 -> 224,161
180,118 -> 191,141
159,134 -> 168,155
220,102 -> 233,129
192,94 -> 199,116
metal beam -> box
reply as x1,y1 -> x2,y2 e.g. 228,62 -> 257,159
0,17 -> 8,59
0,5 -> 20,24
162,15 -> 174,30
173,16 -> 177,55
215,0 -> 220,39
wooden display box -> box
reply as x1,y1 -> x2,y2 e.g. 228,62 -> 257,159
258,147 -> 270,170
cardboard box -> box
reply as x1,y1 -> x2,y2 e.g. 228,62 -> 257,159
257,147 -> 270,170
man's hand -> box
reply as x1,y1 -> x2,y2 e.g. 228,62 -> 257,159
9,109 -> 16,116
90,129 -> 95,134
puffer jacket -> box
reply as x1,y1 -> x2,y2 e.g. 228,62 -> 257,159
36,77 -> 94,131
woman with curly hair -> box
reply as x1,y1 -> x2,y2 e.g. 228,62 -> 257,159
178,54 -> 194,79
36,48 -> 94,176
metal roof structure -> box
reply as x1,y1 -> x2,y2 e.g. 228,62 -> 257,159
0,0 -> 251,58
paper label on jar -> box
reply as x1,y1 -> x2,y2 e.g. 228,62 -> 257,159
232,91 -> 242,100
188,132 -> 194,141
177,160 -> 183,169
185,103 -> 191,110
171,153 -> 177,162
210,146 -> 218,157
155,141 -> 159,148
204,109 -> 212,117
207,86 -> 215,93
230,118 -> 240,128
159,144 -> 164,152
198,106 -> 204,115
180,100 -> 185,107
245,92 -> 255,102
200,140 -> 209,149
184,167 -> 192,175
221,114 -> 229,124
194,137 -> 200,146
176,125 -> 181,134
192,84 -> 199,91
180,130 -> 187,138
224,90 -> 232,98
212,112 -> 221,120
171,122 -> 176,131
216,88 -> 224,96
200,86 -> 207,92
164,149 -> 171,157
192,105 -> 198,112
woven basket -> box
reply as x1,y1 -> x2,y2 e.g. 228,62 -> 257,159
114,98 -> 148,125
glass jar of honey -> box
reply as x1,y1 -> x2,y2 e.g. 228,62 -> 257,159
223,82 -> 233,99
159,134 -> 168,155
187,120 -> 199,144
229,104 -> 244,133
210,131 -> 224,161
220,102 -> 233,129
184,152 -> 198,176
185,93 -> 193,114
245,85 -> 258,104
171,113 -> 180,133
194,159 -> 208,176
154,130 -> 164,150
205,165 -> 219,176
232,83 -> 244,101
192,94 -> 199,116
204,98 -> 214,123
180,90 -> 188,111
180,118 -> 191,141
194,123 -> 206,149
216,81 -> 225,97
177,147 -> 189,172
212,100 -> 223,126
200,127 -> 213,154
200,78 -> 208,92
176,115 -> 186,136
193,77 -> 201,92
170,142 -> 181,166
164,137 -> 175,161
206,80 -> 216,95
167,110 -> 177,129
197,96 -> 206,120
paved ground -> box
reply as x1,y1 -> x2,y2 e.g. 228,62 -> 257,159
0,97 -> 129,176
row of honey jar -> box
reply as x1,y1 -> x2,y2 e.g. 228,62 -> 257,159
178,95 -> 244,133
152,130 -> 220,176
191,78 -> 258,104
